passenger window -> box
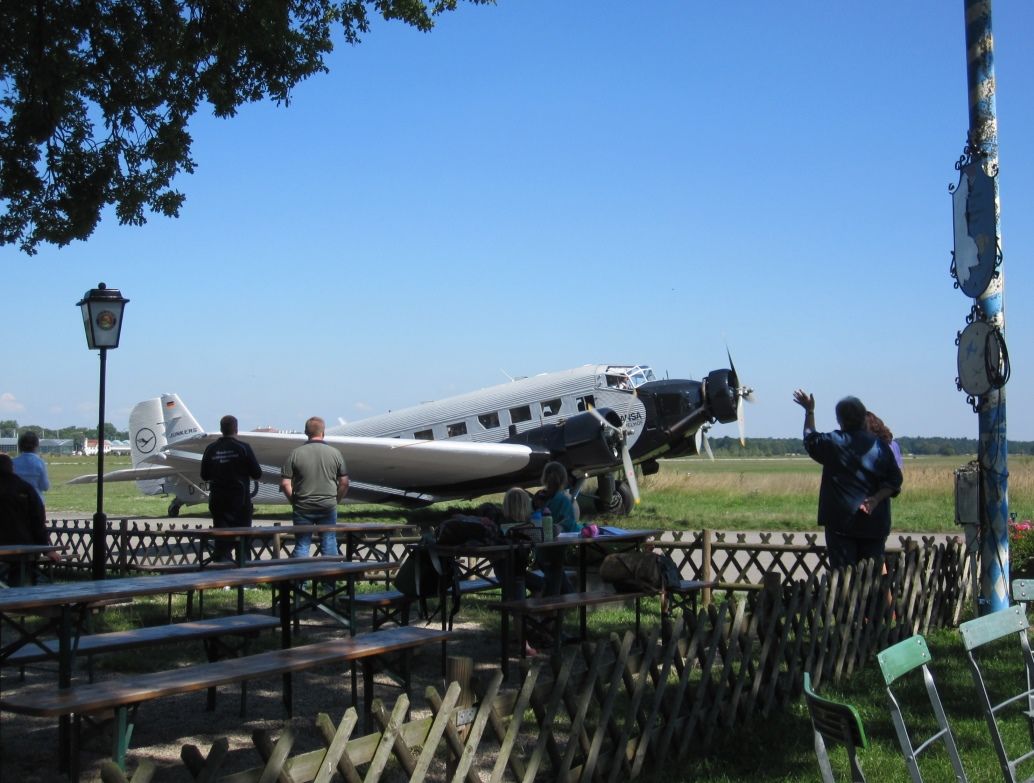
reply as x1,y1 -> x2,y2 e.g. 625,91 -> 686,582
542,398 -> 562,416
447,422 -> 467,438
509,405 -> 532,424
414,429 -> 434,440
478,412 -> 500,430
577,395 -> 596,412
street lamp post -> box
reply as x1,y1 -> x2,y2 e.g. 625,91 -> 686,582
77,283 -> 128,580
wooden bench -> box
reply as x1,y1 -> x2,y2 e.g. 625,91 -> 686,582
353,577 -> 498,631
4,613 -> 279,687
490,590 -> 649,678
0,625 -> 451,782
663,579 -> 718,617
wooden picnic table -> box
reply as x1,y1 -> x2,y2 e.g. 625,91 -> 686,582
431,528 -> 661,676
0,559 -> 395,772
0,543 -> 64,587
185,521 -> 413,564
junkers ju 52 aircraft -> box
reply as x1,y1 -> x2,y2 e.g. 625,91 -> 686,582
73,361 -> 754,517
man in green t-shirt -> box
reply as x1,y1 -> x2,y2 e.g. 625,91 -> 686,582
280,416 -> 349,557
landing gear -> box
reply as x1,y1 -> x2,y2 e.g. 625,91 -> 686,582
592,474 -> 634,516
167,500 -> 182,518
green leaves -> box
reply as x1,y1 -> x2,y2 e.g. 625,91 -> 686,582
0,0 -> 492,254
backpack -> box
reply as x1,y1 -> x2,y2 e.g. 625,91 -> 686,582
600,551 -> 682,593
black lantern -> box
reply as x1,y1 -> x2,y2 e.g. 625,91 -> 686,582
78,283 -> 128,350
77,283 -> 129,579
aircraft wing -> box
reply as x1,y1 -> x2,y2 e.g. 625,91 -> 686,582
239,432 -> 544,491
67,465 -> 182,485
74,430 -> 549,500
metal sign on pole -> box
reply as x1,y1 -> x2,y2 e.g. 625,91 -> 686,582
951,0 -> 1009,614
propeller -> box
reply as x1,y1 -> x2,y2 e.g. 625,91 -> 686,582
726,348 -> 756,447
586,407 -> 641,506
694,423 -> 715,461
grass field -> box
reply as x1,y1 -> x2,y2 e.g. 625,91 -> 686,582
43,454 -> 1034,535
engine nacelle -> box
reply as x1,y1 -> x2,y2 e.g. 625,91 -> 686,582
705,369 -> 739,423
505,409 -> 622,472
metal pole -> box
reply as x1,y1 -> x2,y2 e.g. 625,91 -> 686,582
92,348 -> 108,579
965,0 -> 1009,613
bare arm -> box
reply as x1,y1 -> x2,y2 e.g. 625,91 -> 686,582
280,477 -> 293,502
793,389 -> 816,436
337,475 -> 349,503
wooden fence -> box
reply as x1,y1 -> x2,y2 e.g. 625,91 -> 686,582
44,519 -> 960,597
98,539 -> 971,783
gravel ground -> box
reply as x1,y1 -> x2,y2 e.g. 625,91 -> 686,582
0,609 -> 507,783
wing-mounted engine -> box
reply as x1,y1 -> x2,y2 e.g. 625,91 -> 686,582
504,409 -> 623,473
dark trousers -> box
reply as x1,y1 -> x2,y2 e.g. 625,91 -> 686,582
825,531 -> 886,571
209,499 -> 253,562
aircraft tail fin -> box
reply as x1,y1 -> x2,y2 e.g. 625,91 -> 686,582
128,397 -> 169,496
129,398 -> 166,466
159,393 -> 206,445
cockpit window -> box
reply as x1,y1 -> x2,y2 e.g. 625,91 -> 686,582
542,398 -> 562,416
478,412 -> 500,430
605,374 -> 632,390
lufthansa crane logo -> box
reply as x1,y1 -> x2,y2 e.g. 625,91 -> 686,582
135,428 -> 157,454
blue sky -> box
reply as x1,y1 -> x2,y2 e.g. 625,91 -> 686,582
3,1 -> 1033,441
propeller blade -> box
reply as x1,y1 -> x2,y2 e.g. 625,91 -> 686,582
589,404 -> 639,503
621,442 -> 640,505
737,397 -> 746,446
694,425 -> 715,460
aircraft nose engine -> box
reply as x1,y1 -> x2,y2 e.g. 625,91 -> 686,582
552,409 -> 623,469
705,369 -> 739,424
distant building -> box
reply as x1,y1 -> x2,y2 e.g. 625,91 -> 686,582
39,438 -> 75,455
108,440 -> 132,455
84,439 -> 112,456
0,437 -> 75,455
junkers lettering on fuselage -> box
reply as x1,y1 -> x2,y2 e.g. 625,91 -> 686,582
169,428 -> 199,439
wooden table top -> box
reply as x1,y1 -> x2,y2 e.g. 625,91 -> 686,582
181,523 -> 413,539
430,528 -> 661,556
0,544 -> 64,558
0,560 -> 394,613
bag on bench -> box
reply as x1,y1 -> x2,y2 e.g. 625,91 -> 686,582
600,551 -> 681,593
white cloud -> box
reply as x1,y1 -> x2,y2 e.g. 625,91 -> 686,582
0,392 -> 25,414
353,401 -> 373,413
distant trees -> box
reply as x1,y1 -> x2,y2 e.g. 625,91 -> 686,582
0,420 -> 128,442
708,436 -> 1034,457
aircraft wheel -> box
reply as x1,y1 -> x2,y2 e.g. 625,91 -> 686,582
598,482 -> 633,515
167,501 -> 182,518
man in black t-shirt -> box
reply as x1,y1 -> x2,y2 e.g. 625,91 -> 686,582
200,415 -> 262,562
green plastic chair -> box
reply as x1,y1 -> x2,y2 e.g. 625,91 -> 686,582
803,672 -> 869,782
877,635 -> 968,782
958,603 -> 1034,783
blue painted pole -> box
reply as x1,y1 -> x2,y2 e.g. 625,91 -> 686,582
964,0 -> 1009,613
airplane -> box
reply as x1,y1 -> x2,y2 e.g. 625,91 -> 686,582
72,361 -> 754,517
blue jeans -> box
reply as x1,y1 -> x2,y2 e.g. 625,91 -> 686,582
292,507 -> 339,558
